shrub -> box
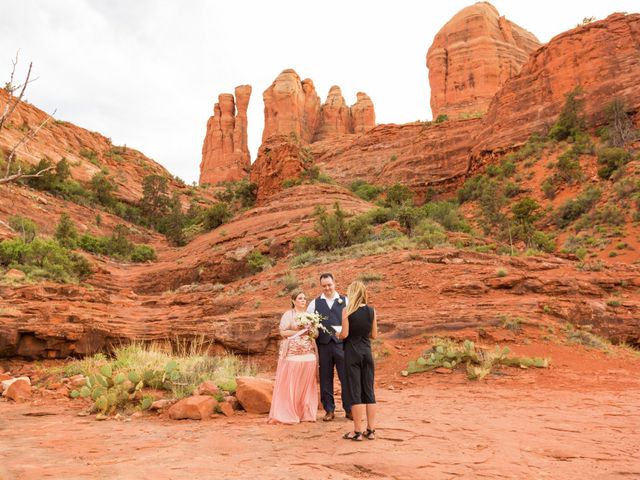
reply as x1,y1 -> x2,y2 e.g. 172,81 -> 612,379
105,224 -> 134,258
434,114 -> 448,124
349,180 -> 383,201
384,183 -> 414,208
77,234 -> 108,255
457,175 -> 489,203
8,216 -> 37,243
279,273 -> 300,293
202,203 -> 231,230
361,207 -> 394,225
216,180 -> 258,208
605,97 -> 637,148
530,231 -> 556,253
0,238 -> 92,282
556,148 -> 582,183
90,171 -> 117,206
414,219 -> 447,247
247,250 -> 270,273
130,245 -> 157,263
54,213 -> 78,248
596,147 -> 632,179
422,201 -> 470,232
396,206 -> 422,234
541,179 -> 557,199
548,86 -> 585,141
296,203 -> 372,252
140,175 -> 170,223
554,187 -> 601,228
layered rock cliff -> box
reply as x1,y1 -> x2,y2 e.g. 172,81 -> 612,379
199,85 -> 252,185
427,2 -> 540,119
474,12 -> 640,155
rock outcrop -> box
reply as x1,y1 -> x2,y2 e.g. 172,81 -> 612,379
249,135 -> 308,203
314,86 -> 353,141
474,12 -> 640,155
427,2 -> 540,119
262,69 -> 375,144
351,92 -> 376,134
262,70 -> 321,143
199,85 -> 252,185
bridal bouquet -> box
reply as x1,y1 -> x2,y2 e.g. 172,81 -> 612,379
296,312 -> 330,337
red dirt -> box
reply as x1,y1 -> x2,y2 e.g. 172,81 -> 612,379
1,336 -> 639,479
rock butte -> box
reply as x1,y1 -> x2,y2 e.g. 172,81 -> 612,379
427,1 -> 540,120
199,85 -> 252,185
261,69 -> 376,144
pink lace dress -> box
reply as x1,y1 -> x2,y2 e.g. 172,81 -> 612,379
267,310 -> 319,424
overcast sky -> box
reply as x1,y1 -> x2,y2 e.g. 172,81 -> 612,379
1,1 -> 638,184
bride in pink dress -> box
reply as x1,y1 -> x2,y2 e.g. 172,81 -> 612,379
268,291 -> 319,424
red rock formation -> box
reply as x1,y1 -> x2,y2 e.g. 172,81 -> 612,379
427,2 -> 540,119
262,70 -> 320,143
314,86 -> 352,141
262,69 -> 375,143
314,118 -> 482,194
351,92 -> 376,134
474,12 -> 640,155
249,135 -> 307,202
199,85 -> 252,185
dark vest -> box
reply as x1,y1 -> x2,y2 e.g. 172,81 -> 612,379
314,295 -> 346,345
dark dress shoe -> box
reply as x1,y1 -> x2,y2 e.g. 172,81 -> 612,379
322,412 -> 335,421
345,412 -> 353,420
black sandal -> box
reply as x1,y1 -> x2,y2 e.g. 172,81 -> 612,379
342,431 -> 363,441
364,428 -> 376,440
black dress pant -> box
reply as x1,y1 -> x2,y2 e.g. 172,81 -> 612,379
317,341 -> 351,414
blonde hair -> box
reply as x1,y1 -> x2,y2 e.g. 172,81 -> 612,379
345,281 -> 368,317
290,290 -> 306,309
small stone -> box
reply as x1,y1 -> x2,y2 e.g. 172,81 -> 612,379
4,378 -> 32,402
5,268 -> 26,280
66,374 -> 86,388
434,368 -> 453,374
168,395 -> 217,420
95,413 -> 108,421
219,402 -> 235,417
196,380 -> 220,397
150,399 -> 174,411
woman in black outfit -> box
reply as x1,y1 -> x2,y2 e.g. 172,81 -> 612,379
338,281 -> 378,441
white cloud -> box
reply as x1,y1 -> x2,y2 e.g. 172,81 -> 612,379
1,0 -> 637,183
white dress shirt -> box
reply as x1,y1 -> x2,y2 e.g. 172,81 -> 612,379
307,292 -> 349,313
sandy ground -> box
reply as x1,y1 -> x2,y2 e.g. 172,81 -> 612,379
2,339 -> 640,480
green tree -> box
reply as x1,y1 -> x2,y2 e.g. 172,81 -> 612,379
384,183 -> 414,208
55,158 -> 71,182
548,86 -> 585,141
511,197 -> 542,243
54,213 -> 78,248
8,216 -> 37,243
106,224 -> 133,258
162,193 -> 186,246
605,98 -> 636,148
202,203 -> 231,230
140,175 -> 170,225
90,171 -> 117,206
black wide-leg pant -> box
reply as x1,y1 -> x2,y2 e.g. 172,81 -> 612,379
317,341 -> 351,414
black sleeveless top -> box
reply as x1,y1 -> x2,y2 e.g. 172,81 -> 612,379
346,305 -> 374,346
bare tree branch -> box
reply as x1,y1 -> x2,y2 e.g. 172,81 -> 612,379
4,109 -> 56,177
0,164 -> 54,185
0,60 -> 32,131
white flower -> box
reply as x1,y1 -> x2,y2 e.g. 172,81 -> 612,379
296,312 -> 330,334
337,298 -> 344,305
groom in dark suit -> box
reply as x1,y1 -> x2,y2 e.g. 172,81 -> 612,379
307,272 -> 352,421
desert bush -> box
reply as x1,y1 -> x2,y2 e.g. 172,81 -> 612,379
529,231 -> 556,253
0,238 -> 92,282
295,203 -> 372,252
402,338 -> 549,380
596,147 -> 632,179
90,171 -> 117,206
247,250 -> 271,273
140,175 -> 170,224
554,187 -> 601,228
548,86 -> 585,141
414,219 -> 447,247
457,175 -> 489,203
201,203 -> 232,230
384,183 -> 414,208
65,342 -> 256,413
349,180 -> 383,201
422,201 -> 471,232
278,272 -> 300,293
8,215 -> 37,243
604,97 -> 637,148
434,114 -> 448,124
566,326 -> 610,351
54,213 -> 79,248
361,207 -> 394,225
215,179 -> 258,208
130,245 -> 157,263
541,179 -> 557,199
357,272 -> 384,283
